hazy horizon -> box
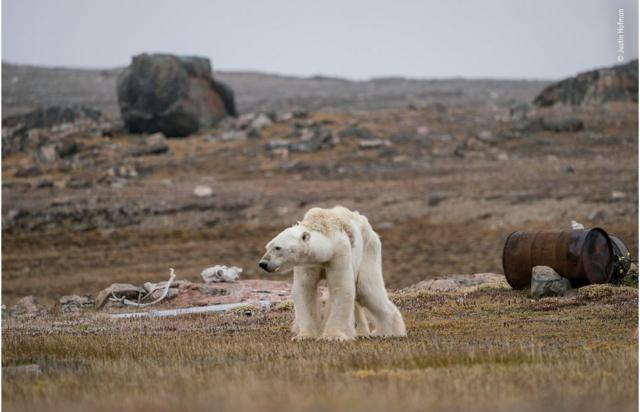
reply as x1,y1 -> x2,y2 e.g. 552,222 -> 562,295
3,0 -> 638,81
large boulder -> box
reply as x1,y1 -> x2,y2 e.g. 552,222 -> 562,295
117,54 -> 236,137
534,59 -> 638,107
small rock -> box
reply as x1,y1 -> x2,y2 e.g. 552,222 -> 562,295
251,113 -> 273,131
35,144 -> 58,162
267,139 -> 291,150
59,295 -> 94,313
562,165 -> 575,174
194,185 -> 213,197
588,209 -> 606,221
221,130 -> 247,141
359,139 -> 391,149
571,220 -> 585,230
531,266 -> 571,298
377,221 -> 395,230
95,283 -> 146,309
611,191 -> 627,200
416,126 -> 430,136
496,152 -> 509,161
477,130 -> 496,144
542,117 -> 584,132
130,133 -> 169,156
9,296 -> 49,317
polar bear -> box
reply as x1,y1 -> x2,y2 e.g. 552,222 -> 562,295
259,206 -> 406,341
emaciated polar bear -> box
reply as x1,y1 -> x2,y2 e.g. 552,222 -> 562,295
259,206 -> 406,341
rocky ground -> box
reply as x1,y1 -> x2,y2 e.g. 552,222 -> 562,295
2,98 -> 637,306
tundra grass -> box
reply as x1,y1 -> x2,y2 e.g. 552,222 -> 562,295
2,284 -> 637,412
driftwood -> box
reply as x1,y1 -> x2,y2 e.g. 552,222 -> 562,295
110,268 -> 177,307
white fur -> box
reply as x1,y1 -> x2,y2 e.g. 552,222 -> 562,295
260,206 -> 406,341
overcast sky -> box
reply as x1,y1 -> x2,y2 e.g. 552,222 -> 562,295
2,0 -> 638,80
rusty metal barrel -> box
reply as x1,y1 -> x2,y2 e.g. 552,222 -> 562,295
502,228 -> 615,289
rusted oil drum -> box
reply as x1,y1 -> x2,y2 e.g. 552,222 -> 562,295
502,228 -> 615,289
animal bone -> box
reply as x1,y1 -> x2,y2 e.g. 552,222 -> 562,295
110,268 -> 177,307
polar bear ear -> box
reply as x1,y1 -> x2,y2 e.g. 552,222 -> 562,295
301,231 -> 311,242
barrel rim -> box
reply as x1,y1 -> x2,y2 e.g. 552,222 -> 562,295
502,230 -> 523,289
581,227 -> 614,284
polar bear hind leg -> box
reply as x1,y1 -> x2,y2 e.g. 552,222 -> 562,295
356,236 -> 406,337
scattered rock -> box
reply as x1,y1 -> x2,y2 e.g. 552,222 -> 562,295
290,126 -> 334,152
34,144 -> 57,162
117,53 -> 231,137
339,125 -> 375,140
201,265 -> 243,283
250,113 -> 273,131
530,266 -> 571,298
359,139 -> 391,149
542,117 -> 584,132
129,133 -> 169,156
476,130 -> 496,144
59,295 -> 94,313
193,185 -> 213,197
95,283 -> 146,309
267,139 -> 291,150
220,130 -> 247,141
9,296 -> 49,317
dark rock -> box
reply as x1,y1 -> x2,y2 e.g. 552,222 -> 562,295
117,53 -> 231,137
534,59 -> 638,106
542,117 -> 584,132
290,126 -> 333,152
59,295 -> 94,313
15,165 -> 42,177
56,139 -> 80,158
338,125 -> 375,140
212,80 -> 237,117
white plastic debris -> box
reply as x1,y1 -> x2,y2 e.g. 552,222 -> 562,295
571,220 -> 585,230
110,300 -> 271,319
201,265 -> 242,283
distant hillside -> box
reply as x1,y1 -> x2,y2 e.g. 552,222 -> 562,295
2,62 -> 550,118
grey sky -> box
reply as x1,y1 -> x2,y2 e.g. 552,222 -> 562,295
2,0 -> 638,80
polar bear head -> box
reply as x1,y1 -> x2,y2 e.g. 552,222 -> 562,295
258,225 -> 313,273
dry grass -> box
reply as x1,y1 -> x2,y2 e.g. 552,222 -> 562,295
2,285 -> 637,412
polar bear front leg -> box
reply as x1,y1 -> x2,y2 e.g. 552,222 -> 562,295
321,257 -> 356,341
292,267 -> 322,340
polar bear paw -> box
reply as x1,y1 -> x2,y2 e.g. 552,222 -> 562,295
319,330 -> 354,341
291,332 -> 317,341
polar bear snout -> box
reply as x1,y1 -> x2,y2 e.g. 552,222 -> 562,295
258,260 -> 275,272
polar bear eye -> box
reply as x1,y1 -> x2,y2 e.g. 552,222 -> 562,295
274,246 -> 282,251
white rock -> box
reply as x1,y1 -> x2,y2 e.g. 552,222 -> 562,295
201,265 -> 242,283
194,185 -> 213,197
251,113 -> 273,131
